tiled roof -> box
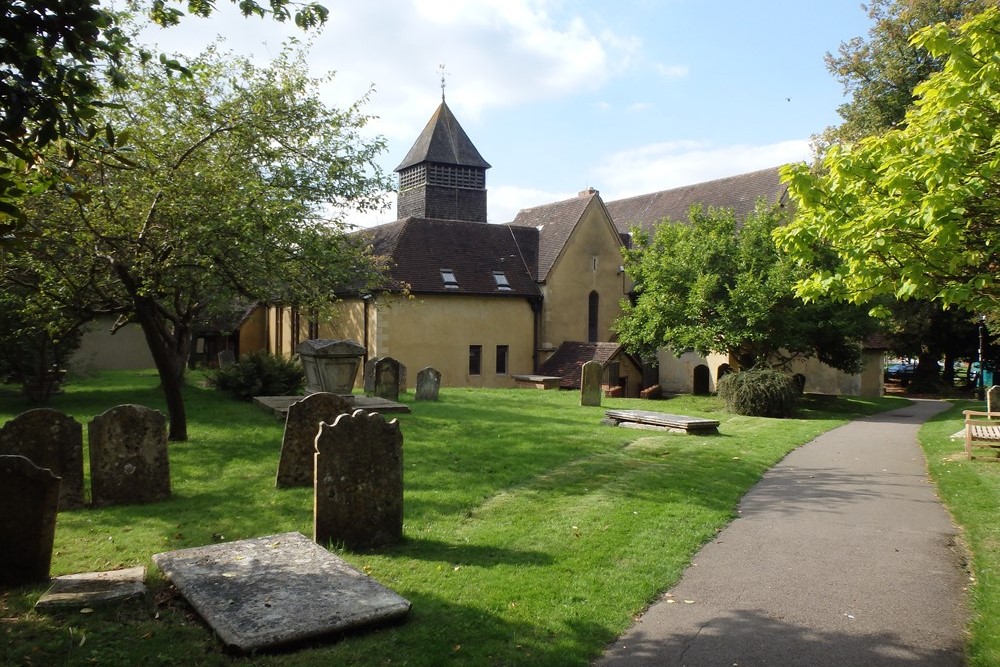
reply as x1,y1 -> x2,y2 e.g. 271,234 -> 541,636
362,217 -> 539,298
537,341 -> 624,389
605,167 -> 789,235
506,193 -> 597,281
395,101 -> 491,172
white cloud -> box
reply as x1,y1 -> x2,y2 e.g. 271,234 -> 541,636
592,139 -> 812,200
654,63 -> 690,79
487,184 -> 576,223
627,102 -> 653,113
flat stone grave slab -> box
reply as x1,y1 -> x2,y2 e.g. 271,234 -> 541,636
603,409 -> 720,434
35,566 -> 146,609
152,532 -> 411,653
253,395 -> 410,419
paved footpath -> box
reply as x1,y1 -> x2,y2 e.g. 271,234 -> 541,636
596,399 -> 969,667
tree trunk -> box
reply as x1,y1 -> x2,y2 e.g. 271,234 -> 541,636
133,298 -> 189,441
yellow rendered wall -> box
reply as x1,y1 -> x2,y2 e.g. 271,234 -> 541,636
69,318 -> 156,372
538,199 -> 629,351
237,306 -> 267,356
361,293 -> 535,389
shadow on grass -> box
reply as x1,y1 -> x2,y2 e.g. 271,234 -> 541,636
597,608 -> 964,667
393,536 -> 553,567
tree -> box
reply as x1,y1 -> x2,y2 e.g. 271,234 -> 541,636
7,45 -> 391,440
777,7 -> 1000,319
820,0 -> 990,147
614,203 -> 875,373
0,0 -> 329,230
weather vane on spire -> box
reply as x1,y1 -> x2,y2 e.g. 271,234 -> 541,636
439,63 -> 447,102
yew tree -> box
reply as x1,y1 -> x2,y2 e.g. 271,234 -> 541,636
615,203 -> 874,372
8,45 -> 391,440
777,7 -> 1000,317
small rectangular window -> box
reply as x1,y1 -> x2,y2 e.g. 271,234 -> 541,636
592,256 -> 599,272
496,345 -> 509,375
469,345 -> 482,375
441,268 -> 459,289
493,271 -> 512,291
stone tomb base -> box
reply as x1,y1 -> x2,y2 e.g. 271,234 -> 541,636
602,409 -> 720,434
152,532 -> 410,653
36,566 -> 146,609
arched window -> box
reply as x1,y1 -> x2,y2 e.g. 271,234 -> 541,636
588,291 -> 599,342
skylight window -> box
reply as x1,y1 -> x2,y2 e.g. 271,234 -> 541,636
440,269 -> 459,289
493,271 -> 512,291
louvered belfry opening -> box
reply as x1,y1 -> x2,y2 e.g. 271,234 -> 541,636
395,100 -> 491,223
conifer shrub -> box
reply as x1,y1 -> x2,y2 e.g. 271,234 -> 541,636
716,368 -> 798,418
207,351 -> 304,401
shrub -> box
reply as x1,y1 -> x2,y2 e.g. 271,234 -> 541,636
207,351 -> 305,401
717,368 -> 798,418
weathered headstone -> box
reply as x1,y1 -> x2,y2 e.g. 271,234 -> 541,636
988,384 -> 1000,413
0,408 -> 84,510
374,357 -> 401,402
152,532 -> 411,652
89,405 -> 170,507
581,360 -> 603,407
0,455 -> 60,586
217,349 -> 236,367
363,356 -> 384,396
275,393 -> 352,488
415,367 -> 442,401
36,567 -> 147,609
314,410 -> 403,550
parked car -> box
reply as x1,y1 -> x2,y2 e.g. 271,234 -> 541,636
884,362 -> 917,382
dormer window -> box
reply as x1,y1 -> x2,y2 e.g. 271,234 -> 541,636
440,269 -> 459,289
493,271 -> 512,291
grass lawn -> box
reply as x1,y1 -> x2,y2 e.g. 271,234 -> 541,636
918,400 -> 1000,667
1,370 -> 900,666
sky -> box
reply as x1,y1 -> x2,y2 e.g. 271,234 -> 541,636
139,0 -> 876,227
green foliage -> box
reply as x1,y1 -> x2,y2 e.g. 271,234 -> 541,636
820,0 -> 990,147
717,368 -> 799,418
6,44 -> 390,440
207,350 -> 304,400
0,1 -> 329,228
615,202 -> 874,373
778,7 -> 1000,316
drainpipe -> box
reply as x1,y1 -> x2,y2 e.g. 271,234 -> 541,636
362,294 -> 372,366
530,296 -> 543,373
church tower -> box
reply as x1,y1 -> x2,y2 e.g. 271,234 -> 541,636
394,98 -> 491,222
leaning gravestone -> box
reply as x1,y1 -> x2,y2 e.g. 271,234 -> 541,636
275,393 -> 352,488
314,410 -> 403,550
363,356 -> 384,396
374,357 -> 402,402
0,408 -> 84,510
415,367 -> 441,401
580,360 -> 603,407
0,455 -> 60,586
89,405 -> 170,507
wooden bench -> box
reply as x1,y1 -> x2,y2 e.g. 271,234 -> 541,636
964,410 -> 1000,461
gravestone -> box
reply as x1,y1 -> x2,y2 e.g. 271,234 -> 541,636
0,455 -> 60,586
314,410 -> 403,550
0,408 -> 84,510
275,393 -> 352,488
580,360 -> 603,407
415,367 -> 441,401
153,532 -> 411,652
36,567 -> 147,609
89,405 -> 170,507
217,349 -> 236,367
374,357 -> 402,402
363,356 -> 384,396
988,384 -> 1000,413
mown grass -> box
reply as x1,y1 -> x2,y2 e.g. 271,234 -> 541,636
0,371 -> 901,666
918,400 -> 1000,667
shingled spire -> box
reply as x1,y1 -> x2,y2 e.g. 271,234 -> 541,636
395,100 -> 491,222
